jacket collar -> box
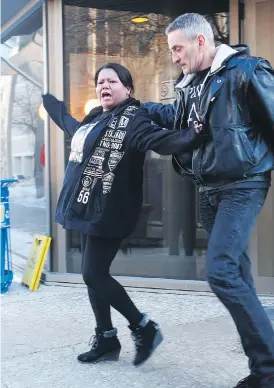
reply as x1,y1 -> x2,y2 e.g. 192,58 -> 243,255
175,44 -> 249,89
82,97 -> 140,125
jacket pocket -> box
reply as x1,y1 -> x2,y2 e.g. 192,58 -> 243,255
83,183 -> 105,223
238,130 -> 257,165
202,124 -> 258,179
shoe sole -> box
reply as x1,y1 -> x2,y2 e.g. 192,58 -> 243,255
134,329 -> 164,367
77,348 -> 121,364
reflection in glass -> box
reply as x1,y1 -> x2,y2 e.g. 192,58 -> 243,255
0,30 -> 47,264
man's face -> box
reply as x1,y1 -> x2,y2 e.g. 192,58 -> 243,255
168,29 -> 204,75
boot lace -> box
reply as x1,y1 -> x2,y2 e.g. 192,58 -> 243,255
132,331 -> 143,349
89,333 -> 102,350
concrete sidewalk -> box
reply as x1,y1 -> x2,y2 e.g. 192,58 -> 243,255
1,274 -> 274,388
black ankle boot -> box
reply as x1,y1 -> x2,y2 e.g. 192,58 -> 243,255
129,314 -> 163,367
234,375 -> 274,388
234,376 -> 259,388
77,328 -> 121,364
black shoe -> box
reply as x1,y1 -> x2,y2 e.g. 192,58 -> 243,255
234,375 -> 274,388
234,376 -> 259,388
77,328 -> 121,364
129,315 -> 163,367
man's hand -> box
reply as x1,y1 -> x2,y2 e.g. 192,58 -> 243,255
194,123 -> 203,133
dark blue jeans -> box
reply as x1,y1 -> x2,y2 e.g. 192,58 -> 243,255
199,188 -> 274,378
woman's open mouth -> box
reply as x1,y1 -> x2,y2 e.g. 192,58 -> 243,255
101,91 -> 112,99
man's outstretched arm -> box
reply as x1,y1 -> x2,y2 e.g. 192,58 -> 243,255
142,101 -> 176,129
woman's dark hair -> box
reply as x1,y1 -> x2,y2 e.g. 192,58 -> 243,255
94,63 -> 134,93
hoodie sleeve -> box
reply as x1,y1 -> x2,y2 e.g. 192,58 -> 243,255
248,60 -> 274,152
129,110 -> 207,155
42,93 -> 81,137
142,102 -> 176,129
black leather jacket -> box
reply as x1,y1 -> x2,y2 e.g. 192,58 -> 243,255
144,44 -> 274,185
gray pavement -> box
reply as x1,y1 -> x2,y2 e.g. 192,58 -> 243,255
1,274 -> 274,388
9,202 -> 46,236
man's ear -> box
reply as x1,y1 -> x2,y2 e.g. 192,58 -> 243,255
197,35 -> 206,49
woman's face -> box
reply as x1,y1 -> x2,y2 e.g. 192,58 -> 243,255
96,68 -> 130,111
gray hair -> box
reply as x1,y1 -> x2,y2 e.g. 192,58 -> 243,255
166,13 -> 214,44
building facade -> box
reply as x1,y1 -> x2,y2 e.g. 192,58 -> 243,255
1,0 -> 274,293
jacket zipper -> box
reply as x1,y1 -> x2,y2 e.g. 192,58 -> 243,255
197,65 -> 225,121
173,90 -> 192,174
173,89 -> 203,183
193,65 -> 226,184
193,72 -> 210,185
174,90 -> 184,128
193,72 -> 211,186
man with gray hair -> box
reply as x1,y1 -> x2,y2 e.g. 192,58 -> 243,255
144,12 -> 274,388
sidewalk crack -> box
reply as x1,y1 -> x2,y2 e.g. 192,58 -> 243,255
2,342 -> 83,361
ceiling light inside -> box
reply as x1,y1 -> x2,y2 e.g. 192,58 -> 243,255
131,16 -> 149,24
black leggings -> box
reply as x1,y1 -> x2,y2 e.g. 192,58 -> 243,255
81,234 -> 143,331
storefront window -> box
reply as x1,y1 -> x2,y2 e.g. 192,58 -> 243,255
0,29 -> 48,267
63,5 -> 229,279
